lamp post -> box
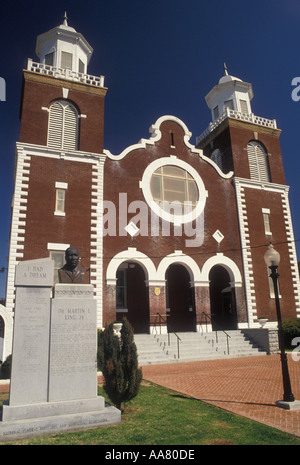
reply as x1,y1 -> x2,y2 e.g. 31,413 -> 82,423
264,244 -> 295,404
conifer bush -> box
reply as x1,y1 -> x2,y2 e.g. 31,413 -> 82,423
101,318 -> 142,410
0,354 -> 12,379
282,318 -> 300,349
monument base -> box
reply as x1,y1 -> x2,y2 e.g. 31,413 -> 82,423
0,405 -> 121,442
2,396 -> 105,421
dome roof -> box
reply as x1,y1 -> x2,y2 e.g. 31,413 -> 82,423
218,74 -> 242,84
57,12 -> 76,33
218,63 -> 242,84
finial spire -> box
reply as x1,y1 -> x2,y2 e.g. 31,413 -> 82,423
63,11 -> 68,26
224,62 -> 228,76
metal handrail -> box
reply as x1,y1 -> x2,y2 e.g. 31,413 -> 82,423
199,311 -> 231,355
151,313 -> 182,359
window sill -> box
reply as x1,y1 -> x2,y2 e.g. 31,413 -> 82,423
54,211 -> 66,217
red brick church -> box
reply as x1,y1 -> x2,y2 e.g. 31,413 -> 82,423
2,16 -> 299,359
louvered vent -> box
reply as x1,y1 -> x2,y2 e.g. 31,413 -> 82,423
247,141 -> 270,182
48,102 -> 63,149
47,101 -> 78,150
211,148 -> 223,171
63,105 -> 78,150
240,99 -> 249,115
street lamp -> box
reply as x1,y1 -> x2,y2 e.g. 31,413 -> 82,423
264,243 -> 295,405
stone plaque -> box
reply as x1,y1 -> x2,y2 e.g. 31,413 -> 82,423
48,285 -> 97,402
9,286 -> 52,405
15,258 -> 54,287
54,283 -> 94,299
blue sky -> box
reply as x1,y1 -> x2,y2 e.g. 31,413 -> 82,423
0,0 -> 299,298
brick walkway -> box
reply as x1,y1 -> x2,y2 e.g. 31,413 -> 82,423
1,354 -> 299,438
142,354 -> 300,438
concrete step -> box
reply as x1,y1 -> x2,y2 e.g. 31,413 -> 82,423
134,330 -> 267,365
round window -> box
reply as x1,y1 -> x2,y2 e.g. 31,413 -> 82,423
141,157 -> 207,224
150,165 -> 199,209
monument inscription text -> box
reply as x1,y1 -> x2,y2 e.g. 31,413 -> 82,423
48,286 -> 97,402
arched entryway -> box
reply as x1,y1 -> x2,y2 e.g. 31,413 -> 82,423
209,265 -> 237,330
116,262 -> 150,333
0,305 -> 13,363
166,264 -> 196,332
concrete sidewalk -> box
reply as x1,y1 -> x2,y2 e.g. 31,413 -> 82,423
142,354 -> 300,438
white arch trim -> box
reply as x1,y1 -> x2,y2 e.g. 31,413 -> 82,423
0,305 -> 14,362
106,248 -> 157,285
201,253 -> 242,286
156,251 -> 201,283
103,115 -> 197,160
106,250 -> 242,289
103,115 -> 233,179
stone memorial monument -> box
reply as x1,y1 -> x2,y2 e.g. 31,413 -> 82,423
0,253 -> 120,442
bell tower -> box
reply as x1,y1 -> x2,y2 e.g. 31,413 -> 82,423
205,64 -> 253,123
197,67 -> 300,325
6,15 -> 107,328
20,13 -> 106,153
36,12 -> 93,74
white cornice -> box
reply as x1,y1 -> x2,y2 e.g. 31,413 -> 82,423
104,115 -> 233,179
15,142 -> 106,164
234,177 -> 290,193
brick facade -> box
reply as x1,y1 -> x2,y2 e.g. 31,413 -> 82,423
4,26 -> 300,342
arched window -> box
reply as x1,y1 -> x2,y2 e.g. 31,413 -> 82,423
247,141 -> 270,182
210,148 -> 223,171
47,101 -> 78,150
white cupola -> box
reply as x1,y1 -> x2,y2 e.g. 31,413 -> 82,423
205,64 -> 254,122
35,13 -> 93,75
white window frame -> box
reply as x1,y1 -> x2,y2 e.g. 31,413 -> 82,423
47,242 -> 70,284
47,101 -> 79,151
54,182 -> 68,216
141,156 -> 208,225
262,208 -> 272,236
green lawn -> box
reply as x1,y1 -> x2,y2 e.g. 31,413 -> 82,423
0,382 -> 300,445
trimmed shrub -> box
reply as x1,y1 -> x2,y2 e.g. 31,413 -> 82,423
282,318 -> 300,349
101,318 -> 142,410
97,329 -> 104,371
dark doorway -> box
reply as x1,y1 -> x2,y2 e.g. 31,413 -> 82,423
209,265 -> 237,330
166,264 -> 196,332
116,263 -> 149,333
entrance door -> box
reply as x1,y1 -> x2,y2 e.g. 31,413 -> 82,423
209,265 -> 237,330
116,263 -> 149,333
166,264 -> 196,332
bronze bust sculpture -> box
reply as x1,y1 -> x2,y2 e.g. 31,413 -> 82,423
58,246 -> 86,284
